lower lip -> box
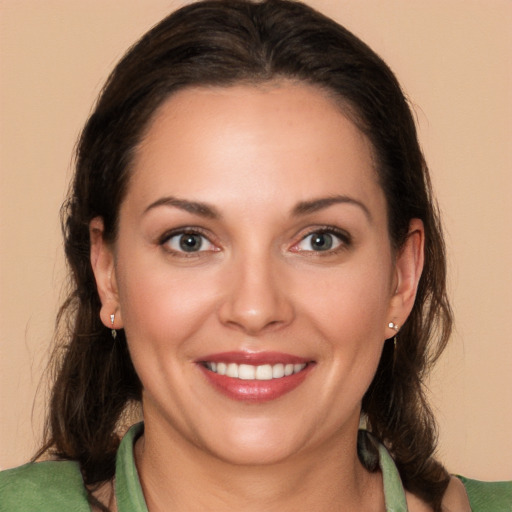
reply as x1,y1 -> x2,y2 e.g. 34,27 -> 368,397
199,364 -> 314,403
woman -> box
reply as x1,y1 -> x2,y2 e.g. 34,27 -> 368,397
1,1 -> 510,511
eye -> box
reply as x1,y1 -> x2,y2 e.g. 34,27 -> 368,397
293,229 -> 349,253
161,230 -> 217,254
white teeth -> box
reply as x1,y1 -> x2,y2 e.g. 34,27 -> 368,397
205,361 -> 306,380
272,363 -> 285,378
238,364 -> 255,380
226,363 -> 238,378
255,364 -> 273,380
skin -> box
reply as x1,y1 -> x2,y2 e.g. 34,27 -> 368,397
90,82 -> 468,511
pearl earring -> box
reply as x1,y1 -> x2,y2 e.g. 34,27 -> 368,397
388,322 -> 399,332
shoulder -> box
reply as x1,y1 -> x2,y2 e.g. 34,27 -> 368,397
439,476 -> 472,512
0,460 -> 90,512
405,478 -> 471,512
405,475 -> 512,512
456,475 -> 512,512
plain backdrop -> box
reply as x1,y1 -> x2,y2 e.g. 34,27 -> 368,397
1,0 -> 511,479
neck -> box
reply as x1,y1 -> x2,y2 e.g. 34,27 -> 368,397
135,417 -> 384,512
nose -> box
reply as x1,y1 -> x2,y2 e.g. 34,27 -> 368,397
218,252 -> 295,335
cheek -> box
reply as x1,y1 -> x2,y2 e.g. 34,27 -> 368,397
315,269 -> 391,386
299,254 -> 393,386
116,257 -> 220,352
301,261 -> 393,337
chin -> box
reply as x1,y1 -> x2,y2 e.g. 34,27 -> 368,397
200,418 -> 307,466
211,440 -> 299,467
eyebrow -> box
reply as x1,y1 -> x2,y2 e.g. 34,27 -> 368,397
143,194 -> 371,222
292,195 -> 372,221
143,196 -> 220,219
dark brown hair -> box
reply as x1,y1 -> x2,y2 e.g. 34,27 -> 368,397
40,1 -> 452,509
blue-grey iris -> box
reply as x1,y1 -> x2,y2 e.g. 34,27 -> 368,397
311,233 -> 333,251
179,234 -> 203,252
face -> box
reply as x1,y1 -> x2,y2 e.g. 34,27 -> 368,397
92,82 -> 422,466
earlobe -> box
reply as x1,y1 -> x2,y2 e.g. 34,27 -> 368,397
387,219 -> 424,335
89,217 -> 123,330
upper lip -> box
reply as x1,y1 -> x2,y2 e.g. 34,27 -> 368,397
197,351 -> 312,365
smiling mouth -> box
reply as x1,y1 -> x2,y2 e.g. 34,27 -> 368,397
198,355 -> 314,402
203,362 -> 308,380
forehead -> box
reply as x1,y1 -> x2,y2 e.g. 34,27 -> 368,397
127,81 -> 383,216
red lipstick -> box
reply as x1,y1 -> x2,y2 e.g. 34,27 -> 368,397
197,351 -> 314,403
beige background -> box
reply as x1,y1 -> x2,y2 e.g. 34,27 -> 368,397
1,0 -> 511,480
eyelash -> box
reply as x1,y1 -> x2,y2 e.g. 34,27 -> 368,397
158,226 -> 352,257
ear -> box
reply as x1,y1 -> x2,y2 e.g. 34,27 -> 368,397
90,217 -> 123,330
386,218 -> 424,338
